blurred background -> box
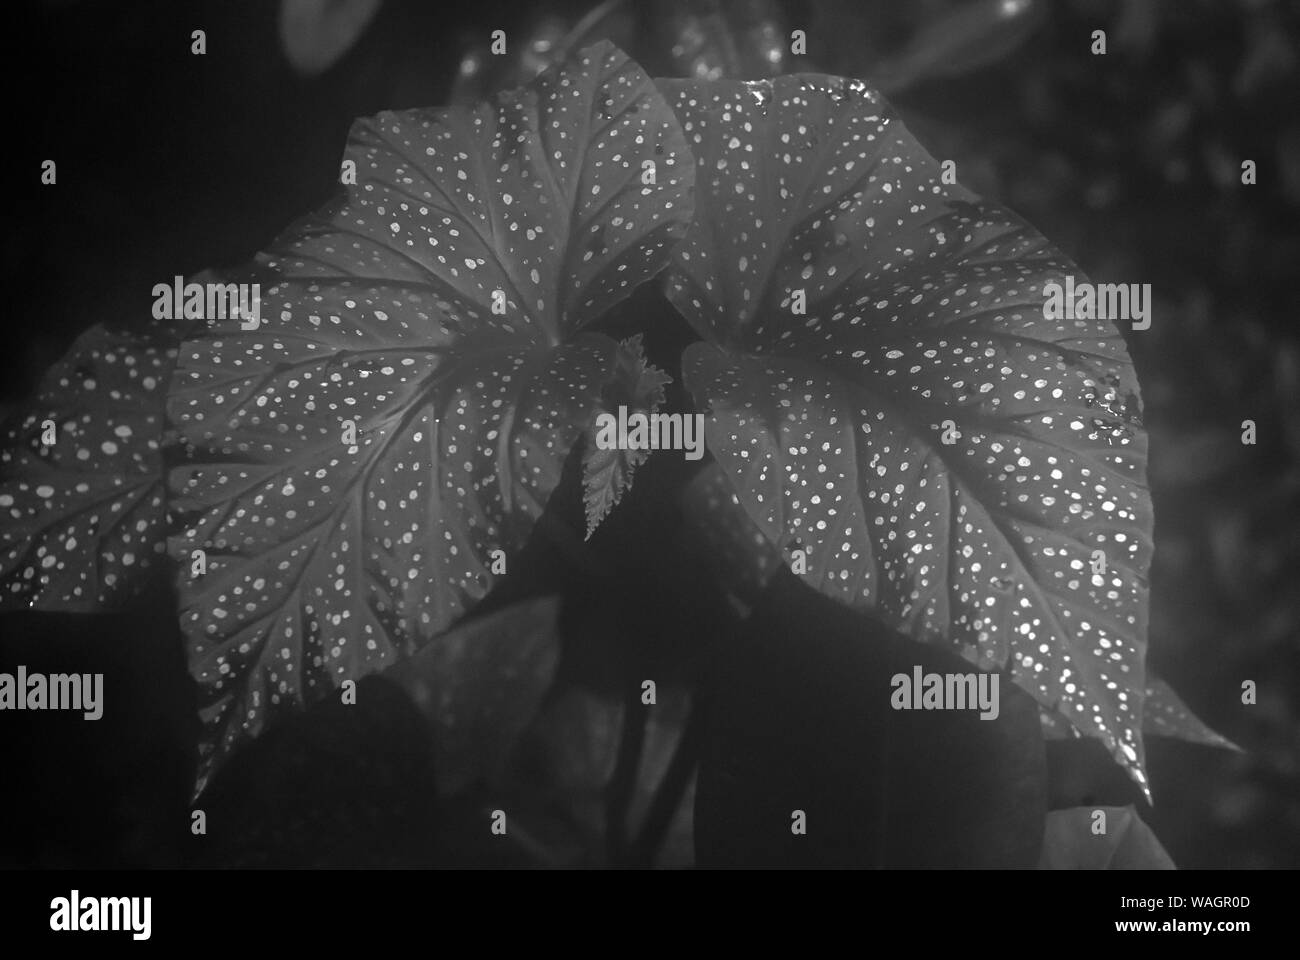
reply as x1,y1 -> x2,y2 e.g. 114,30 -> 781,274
5,0 -> 1298,867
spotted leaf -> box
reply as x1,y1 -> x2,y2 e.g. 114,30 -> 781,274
661,75 -> 1153,795
681,461 -> 781,615
582,334 -> 672,538
167,41 -> 693,795
1041,676 -> 1239,752
0,316 -> 189,610
1142,677 -> 1239,750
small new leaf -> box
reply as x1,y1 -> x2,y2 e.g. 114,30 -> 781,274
582,334 -> 672,538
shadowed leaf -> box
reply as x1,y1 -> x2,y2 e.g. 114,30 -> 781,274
1040,804 -> 1175,869
383,595 -> 561,796
659,0 -> 791,81
448,1 -> 635,106
873,0 -> 1048,94
695,573 -> 1046,867
278,0 -> 385,77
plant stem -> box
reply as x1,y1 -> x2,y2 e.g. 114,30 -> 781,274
604,684 -> 646,864
628,694 -> 704,867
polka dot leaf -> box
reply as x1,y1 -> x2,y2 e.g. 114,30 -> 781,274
681,461 -> 782,615
167,41 -> 694,796
1140,678 -> 1239,751
661,75 -> 1154,796
1040,677 -> 1239,752
1,316 -> 186,610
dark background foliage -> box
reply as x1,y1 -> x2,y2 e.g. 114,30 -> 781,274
3,0 -> 1297,867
